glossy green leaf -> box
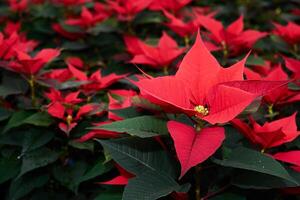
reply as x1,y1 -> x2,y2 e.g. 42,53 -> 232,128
213,147 -> 297,184
93,116 -> 168,138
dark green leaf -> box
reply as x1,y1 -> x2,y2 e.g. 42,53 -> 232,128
3,111 -> 53,133
0,107 -> 12,121
93,116 -> 168,138
213,147 -> 297,184
0,156 -> 21,184
8,174 -> 49,200
18,147 -> 60,177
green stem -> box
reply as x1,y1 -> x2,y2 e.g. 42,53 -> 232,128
163,66 -> 169,75
184,36 -> 190,47
28,75 -> 36,107
195,165 -> 201,200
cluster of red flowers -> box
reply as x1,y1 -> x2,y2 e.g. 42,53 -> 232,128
1,0 -> 300,199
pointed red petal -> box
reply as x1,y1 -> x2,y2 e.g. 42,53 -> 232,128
273,151 -> 300,167
167,121 -> 225,178
68,64 -> 88,80
34,48 -> 60,64
226,15 -> 244,35
136,77 -> 192,113
47,102 -> 65,119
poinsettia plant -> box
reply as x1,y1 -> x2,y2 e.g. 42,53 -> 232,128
0,0 -> 300,200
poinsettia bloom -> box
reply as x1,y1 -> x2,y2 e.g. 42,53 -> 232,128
108,89 -> 137,120
41,68 -> 73,83
9,48 -> 60,76
129,32 -> 185,69
163,11 -> 199,38
231,112 -> 300,151
66,56 -> 84,69
284,57 -> 300,80
197,15 -> 267,55
135,31 -> 286,125
52,0 -> 90,6
107,0 -> 152,21
45,89 -> 99,134
68,64 -> 127,95
149,0 -> 191,13
0,32 -> 37,60
273,22 -> 300,46
65,7 -> 109,29
245,64 -> 300,105
4,21 -> 21,35
52,23 -> 85,40
123,35 -> 144,55
168,121 -> 225,178
8,0 -> 28,12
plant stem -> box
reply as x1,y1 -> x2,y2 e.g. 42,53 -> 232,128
28,75 -> 36,107
195,165 -> 201,200
163,66 -> 168,75
184,36 -> 189,47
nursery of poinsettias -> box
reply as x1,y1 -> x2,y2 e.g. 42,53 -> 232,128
0,0 -> 300,199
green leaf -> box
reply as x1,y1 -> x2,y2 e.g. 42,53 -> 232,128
0,71 -> 28,98
68,140 -> 94,151
94,191 -> 123,200
213,147 -> 297,184
110,107 -> 141,119
98,137 -> 186,200
18,147 -> 60,177
123,170 -> 190,200
8,173 -> 49,200
93,116 -> 168,138
245,55 -> 265,66
0,107 -> 12,121
78,159 -> 108,183
211,193 -> 246,200
3,111 -> 53,133
0,156 -> 21,184
133,11 -> 164,25
52,160 -> 87,192
232,169 -> 298,189
21,129 -> 54,155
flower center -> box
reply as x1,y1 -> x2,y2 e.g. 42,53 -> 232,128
194,105 -> 209,116
66,114 -> 73,126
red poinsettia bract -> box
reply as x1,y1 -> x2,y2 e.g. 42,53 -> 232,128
106,0 -> 152,21
127,32 -> 184,70
273,21 -> 300,46
232,112 -> 300,151
135,31 -> 286,125
197,15 -> 267,55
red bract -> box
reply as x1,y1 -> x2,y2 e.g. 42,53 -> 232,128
46,89 -> 101,135
9,48 -> 60,76
273,151 -> 300,169
52,23 -> 85,40
232,112 -> 300,151
163,11 -> 199,38
149,0 -> 191,13
99,164 -> 134,185
273,22 -> 300,46
197,15 -> 267,55
168,121 -> 225,178
0,32 -> 37,60
65,7 -> 109,29
135,31 -> 286,124
68,64 -> 127,95
106,0 -> 152,21
8,0 -> 27,12
108,89 -> 136,121
245,64 -> 300,105
129,32 -> 184,70
52,0 -> 90,6
284,57 -> 300,80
